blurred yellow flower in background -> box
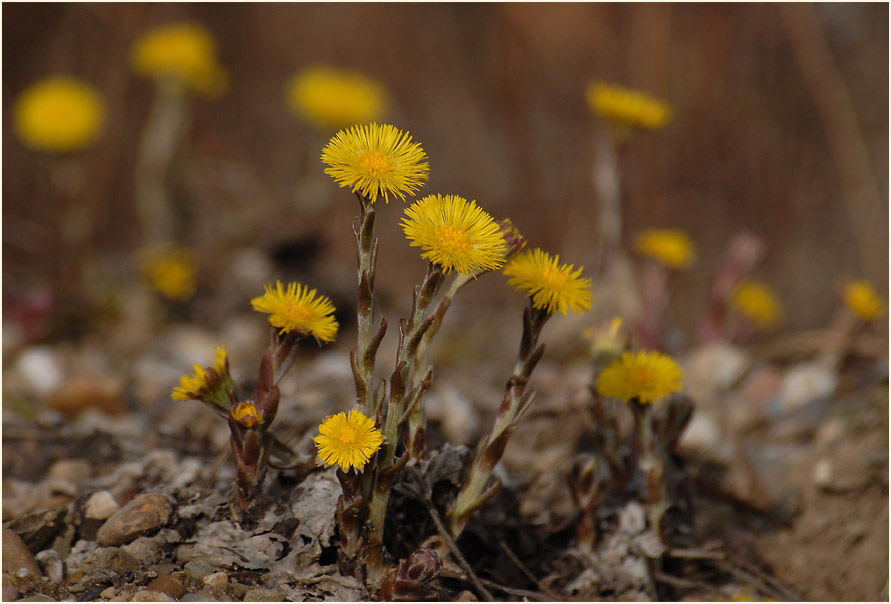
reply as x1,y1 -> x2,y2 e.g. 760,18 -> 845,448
843,280 -> 885,322
586,81 -> 672,130
251,281 -> 339,342
634,228 -> 696,270
596,350 -> 684,404
730,279 -> 784,329
321,123 -> 429,204
504,248 -> 593,315
131,22 -> 228,96
140,246 -> 198,301
401,194 -> 507,276
14,76 -> 106,153
287,64 -> 389,130
314,410 -> 384,471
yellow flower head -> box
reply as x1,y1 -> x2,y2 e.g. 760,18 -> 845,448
314,410 -> 384,471
140,245 -> 198,301
172,346 -> 230,401
287,64 -> 388,130
321,123 -> 429,204
634,228 -> 696,270
231,401 -> 263,428
401,194 -> 507,276
596,350 -> 684,404
131,22 -> 228,96
730,279 -> 783,330
14,76 -> 105,153
503,248 -> 593,315
251,281 -> 339,342
586,81 -> 672,130
844,280 -> 885,322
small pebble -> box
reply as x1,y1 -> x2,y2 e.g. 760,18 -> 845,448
18,596 -> 57,602
184,561 -> 213,580
34,550 -> 63,584
182,593 -> 216,602
46,374 -> 126,417
2,585 -> 20,601
243,587 -> 286,602
100,587 -> 116,599
132,590 -> 175,602
84,491 -> 120,520
814,459 -> 833,489
97,493 -> 173,547
146,572 -> 185,599
45,459 -> 92,484
202,572 -> 229,589
11,346 -> 64,398
2,529 -> 42,577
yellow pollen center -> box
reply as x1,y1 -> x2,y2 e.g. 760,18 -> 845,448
626,367 -> 655,385
540,267 -> 569,288
283,300 -> 311,323
358,150 -> 395,176
435,224 -> 473,254
337,426 -> 359,445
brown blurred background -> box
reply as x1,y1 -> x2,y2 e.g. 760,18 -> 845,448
3,3 -> 888,341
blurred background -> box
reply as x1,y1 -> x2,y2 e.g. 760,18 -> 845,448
3,2 -> 888,346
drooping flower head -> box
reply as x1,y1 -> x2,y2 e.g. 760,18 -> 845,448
596,350 -> 684,404
503,248 -> 593,315
14,76 -> 106,153
586,81 -> 672,131
844,280 -> 885,322
287,64 -> 388,130
634,228 -> 696,270
729,279 -> 783,330
321,123 -> 429,204
139,245 -> 198,301
401,194 -> 507,276
131,22 -> 228,96
171,346 -> 231,402
314,410 -> 384,471
251,281 -> 339,342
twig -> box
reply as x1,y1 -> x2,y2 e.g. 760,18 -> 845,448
498,540 -> 562,601
439,568 -> 551,601
653,570 -> 728,598
668,547 -> 726,561
716,555 -> 800,602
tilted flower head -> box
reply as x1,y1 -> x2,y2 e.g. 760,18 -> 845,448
321,123 -> 429,204
401,194 -> 507,276
287,64 -> 388,130
503,248 -> 593,315
844,280 -> 885,322
140,245 -> 198,301
231,401 -> 264,428
14,76 -> 105,153
730,279 -> 783,329
131,22 -> 228,96
172,346 -> 230,401
314,410 -> 384,471
251,281 -> 339,342
596,350 -> 684,404
586,81 -> 672,130
634,228 -> 696,270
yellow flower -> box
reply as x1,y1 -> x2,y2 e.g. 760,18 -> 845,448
251,281 -> 339,342
172,346 -> 229,401
286,64 -> 388,130
231,401 -> 263,428
503,248 -> 593,315
401,194 -> 507,276
585,81 -> 671,130
314,410 -> 384,471
634,228 -> 696,270
140,246 -> 198,301
844,280 -> 885,321
14,76 -> 105,153
730,279 -> 783,329
596,350 -> 684,404
131,22 -> 228,96
321,123 -> 429,204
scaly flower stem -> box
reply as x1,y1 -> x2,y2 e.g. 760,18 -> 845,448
629,398 -> 668,545
447,303 -> 550,538
365,262 -> 444,589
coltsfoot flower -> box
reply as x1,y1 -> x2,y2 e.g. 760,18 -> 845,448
503,248 -> 593,315
231,401 -> 263,428
172,346 -> 230,401
287,65 -> 388,130
131,22 -> 228,96
140,245 -> 197,301
634,228 -> 696,270
321,123 -> 428,204
401,194 -> 507,276
314,410 -> 384,471
14,76 -> 105,153
586,81 -> 672,130
251,281 -> 339,342
596,350 -> 684,404
730,279 -> 783,329
844,280 -> 885,321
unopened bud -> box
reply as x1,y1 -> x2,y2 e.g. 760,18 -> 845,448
231,401 -> 263,428
499,218 -> 527,262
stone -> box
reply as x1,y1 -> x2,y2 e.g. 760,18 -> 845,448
146,572 -> 185,599
243,587 -> 286,602
183,561 -> 213,580
2,585 -> 20,601
202,572 -> 229,589
10,346 -> 64,399
100,587 -> 116,599
96,493 -> 173,546
34,550 -> 63,584
121,535 -> 165,566
45,459 -> 91,484
17,596 -> 57,602
46,375 -> 126,417
83,491 -> 120,520
774,361 -> 838,416
2,529 -> 42,577
813,459 -> 833,489
132,590 -> 175,602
